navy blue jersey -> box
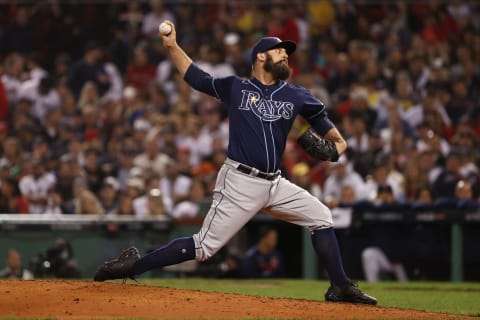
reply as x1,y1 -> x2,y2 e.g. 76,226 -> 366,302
184,64 -> 334,173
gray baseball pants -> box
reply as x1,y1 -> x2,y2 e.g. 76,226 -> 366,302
192,158 -> 333,261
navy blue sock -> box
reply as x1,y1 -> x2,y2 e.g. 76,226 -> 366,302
130,237 -> 195,276
311,228 -> 349,287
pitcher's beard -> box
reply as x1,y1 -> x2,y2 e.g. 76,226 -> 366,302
264,54 -> 292,81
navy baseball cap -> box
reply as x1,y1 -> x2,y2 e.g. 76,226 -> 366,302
251,37 -> 296,64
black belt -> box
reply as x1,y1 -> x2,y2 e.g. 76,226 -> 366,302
236,164 -> 279,181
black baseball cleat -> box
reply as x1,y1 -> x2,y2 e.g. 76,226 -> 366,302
325,281 -> 377,305
93,247 -> 140,282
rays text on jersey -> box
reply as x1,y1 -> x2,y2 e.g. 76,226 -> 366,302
238,90 -> 293,122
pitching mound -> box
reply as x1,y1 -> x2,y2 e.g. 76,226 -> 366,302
0,280 -> 470,319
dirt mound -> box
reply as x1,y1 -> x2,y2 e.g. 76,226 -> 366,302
0,280 -> 471,319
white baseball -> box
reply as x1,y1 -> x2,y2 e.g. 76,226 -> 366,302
158,22 -> 172,36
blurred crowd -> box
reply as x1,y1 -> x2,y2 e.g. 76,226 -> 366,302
0,0 -> 479,217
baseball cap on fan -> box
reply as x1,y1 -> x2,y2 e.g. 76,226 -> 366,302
250,37 -> 296,64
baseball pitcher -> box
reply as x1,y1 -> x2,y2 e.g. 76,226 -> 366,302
94,20 -> 376,305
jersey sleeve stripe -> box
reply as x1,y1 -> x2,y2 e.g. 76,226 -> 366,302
307,109 -> 326,119
211,78 -> 220,99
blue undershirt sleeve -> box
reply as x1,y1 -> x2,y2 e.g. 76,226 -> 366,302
299,88 -> 335,136
183,64 -> 234,103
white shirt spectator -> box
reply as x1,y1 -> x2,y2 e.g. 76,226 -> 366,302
171,201 -> 199,219
210,63 -> 235,78
448,3 -> 471,21
159,175 -> 192,213
17,81 -> 60,121
29,67 -> 48,84
19,172 -> 56,214
323,160 -> 367,202
156,60 -> 173,87
102,62 -> 123,102
403,101 -> 451,129
347,133 -> 369,153
133,152 -> 171,177
133,195 -> 149,218
1,74 -> 23,104
176,133 -> 213,167
364,170 -> 405,202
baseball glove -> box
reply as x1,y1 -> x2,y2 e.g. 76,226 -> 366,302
297,127 -> 339,162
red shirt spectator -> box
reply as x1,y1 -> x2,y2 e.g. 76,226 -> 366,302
0,79 -> 8,121
125,47 -> 156,92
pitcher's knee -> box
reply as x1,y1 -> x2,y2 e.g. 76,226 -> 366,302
310,214 -> 333,230
195,245 -> 216,262
192,234 -> 218,262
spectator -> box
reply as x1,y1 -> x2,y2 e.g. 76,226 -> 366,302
112,192 -> 135,216
56,154 -> 78,213
364,157 -> 405,202
131,118 -> 151,153
158,121 -> 178,159
133,129 -> 171,177
99,176 -> 120,215
328,53 -> 357,103
403,161 -> 429,202
432,150 -> 463,199
1,137 -> 23,174
374,184 -> 396,205
0,177 -> 28,213
392,71 -> 419,113
346,113 -> 369,153
132,174 -> 164,217
198,105 -> 228,155
445,77 -> 474,127
435,180 -> 480,210
159,161 -> 192,214
347,86 -> 377,133
126,45 -> 156,92
77,81 -> 100,110
414,185 -> 434,205
117,146 -> 137,190
83,148 -> 103,194
102,57 -> 124,103
1,53 -> 25,105
53,53 -> 71,83
454,180 -> 475,201
44,187 -> 63,215
18,159 -> 56,214
196,43 -> 235,79
177,114 -> 212,167
0,76 -> 8,122
223,32 -> 250,78
171,178 -> 206,219
67,41 -> 109,98
1,6 -> 35,54
242,227 -> 284,279
23,53 -> 47,84
323,155 -> 366,206
72,177 -> 104,215
0,249 -> 34,280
